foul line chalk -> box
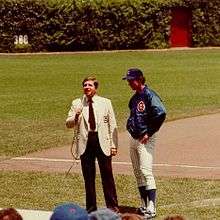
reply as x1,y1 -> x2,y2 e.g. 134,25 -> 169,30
11,157 -> 220,170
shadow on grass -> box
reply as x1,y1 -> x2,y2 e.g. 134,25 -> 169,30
119,205 -> 138,214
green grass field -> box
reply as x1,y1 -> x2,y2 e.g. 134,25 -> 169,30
0,49 -> 220,156
0,171 -> 219,220
0,49 -> 220,219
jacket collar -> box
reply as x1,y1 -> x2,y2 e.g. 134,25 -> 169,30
83,94 -> 98,104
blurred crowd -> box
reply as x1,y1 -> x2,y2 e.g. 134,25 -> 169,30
0,203 -> 186,220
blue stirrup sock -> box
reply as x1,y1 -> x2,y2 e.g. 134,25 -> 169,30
138,187 -> 156,206
138,186 -> 148,206
146,189 -> 156,204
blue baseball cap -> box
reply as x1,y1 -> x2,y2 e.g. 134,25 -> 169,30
50,203 -> 89,220
122,68 -> 143,80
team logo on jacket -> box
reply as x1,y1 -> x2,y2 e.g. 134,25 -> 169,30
137,101 -> 145,112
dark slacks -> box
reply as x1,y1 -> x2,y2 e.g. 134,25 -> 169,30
80,132 -> 118,213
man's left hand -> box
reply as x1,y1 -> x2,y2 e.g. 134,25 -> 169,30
139,134 -> 149,144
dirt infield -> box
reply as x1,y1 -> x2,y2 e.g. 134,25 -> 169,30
0,113 -> 219,179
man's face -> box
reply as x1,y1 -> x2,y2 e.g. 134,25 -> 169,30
83,80 -> 96,98
127,79 -> 141,91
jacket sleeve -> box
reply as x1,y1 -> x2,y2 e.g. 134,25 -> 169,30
107,99 -> 119,148
66,98 -> 82,128
146,93 -> 166,136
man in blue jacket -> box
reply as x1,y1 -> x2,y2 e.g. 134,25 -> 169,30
122,68 -> 166,219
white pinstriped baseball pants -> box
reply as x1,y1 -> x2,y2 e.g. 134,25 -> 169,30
130,134 -> 156,190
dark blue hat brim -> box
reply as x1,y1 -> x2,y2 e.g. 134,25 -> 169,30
122,76 -> 136,80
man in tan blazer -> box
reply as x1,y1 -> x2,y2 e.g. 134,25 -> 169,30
66,76 -> 119,213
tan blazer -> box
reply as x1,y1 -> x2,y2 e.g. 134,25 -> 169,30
66,95 -> 118,158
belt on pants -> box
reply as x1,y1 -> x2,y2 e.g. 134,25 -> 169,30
88,131 -> 98,136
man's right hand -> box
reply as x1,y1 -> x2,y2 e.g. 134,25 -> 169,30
74,108 -> 82,122
110,147 -> 117,156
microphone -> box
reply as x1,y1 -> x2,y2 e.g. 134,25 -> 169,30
75,96 -> 85,119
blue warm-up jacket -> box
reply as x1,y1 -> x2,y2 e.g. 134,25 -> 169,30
127,85 -> 166,139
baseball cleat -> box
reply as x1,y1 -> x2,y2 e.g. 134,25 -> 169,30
137,206 -> 147,215
143,211 -> 156,219
143,201 -> 156,219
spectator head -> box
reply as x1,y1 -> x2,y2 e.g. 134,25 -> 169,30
89,208 -> 121,220
0,208 -> 23,220
121,213 -> 143,220
50,203 -> 89,220
163,215 -> 186,220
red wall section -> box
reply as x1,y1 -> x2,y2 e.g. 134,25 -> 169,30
170,7 -> 192,47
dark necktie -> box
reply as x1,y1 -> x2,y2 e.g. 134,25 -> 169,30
88,99 -> 96,131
